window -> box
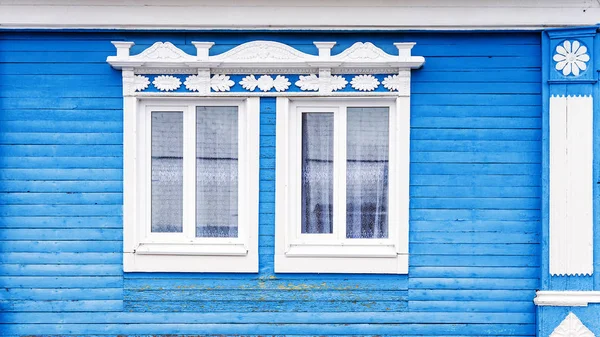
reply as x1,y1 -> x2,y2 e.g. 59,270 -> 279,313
275,98 -> 409,274
123,98 -> 260,272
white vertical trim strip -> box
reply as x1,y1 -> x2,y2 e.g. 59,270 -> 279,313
396,97 -> 410,260
275,97 -> 290,259
335,106 -> 348,240
183,105 -> 196,239
549,95 -> 594,276
122,96 -> 137,255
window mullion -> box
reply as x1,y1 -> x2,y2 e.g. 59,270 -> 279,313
182,105 -> 197,240
333,106 -> 347,242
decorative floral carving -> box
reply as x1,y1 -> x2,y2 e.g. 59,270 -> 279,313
550,313 -> 594,337
210,74 -> 235,92
350,75 -> 380,91
295,74 -> 319,91
153,75 -> 181,91
133,75 -> 150,92
329,75 -> 348,91
296,74 -> 348,92
382,74 -> 409,92
184,75 -> 207,92
240,75 -> 290,92
554,40 -> 590,77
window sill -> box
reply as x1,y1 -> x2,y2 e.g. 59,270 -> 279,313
285,243 -> 398,258
134,242 -> 248,256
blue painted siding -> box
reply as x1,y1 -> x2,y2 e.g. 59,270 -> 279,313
0,32 -> 541,335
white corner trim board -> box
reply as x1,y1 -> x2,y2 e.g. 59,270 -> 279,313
535,291 -> 600,307
550,312 -> 595,337
549,94 -> 594,276
107,40 -> 424,96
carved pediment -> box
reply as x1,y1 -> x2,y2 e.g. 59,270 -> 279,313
333,42 -> 394,62
132,42 -> 195,61
211,40 -> 316,62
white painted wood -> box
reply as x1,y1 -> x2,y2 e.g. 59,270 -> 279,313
535,291 -> 600,307
107,41 -> 425,80
550,313 -> 595,337
274,97 -> 410,274
549,95 -> 594,276
1,0 -> 599,30
123,98 -> 260,273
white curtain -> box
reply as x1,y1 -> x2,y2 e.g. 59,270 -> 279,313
346,107 -> 389,239
301,113 -> 334,234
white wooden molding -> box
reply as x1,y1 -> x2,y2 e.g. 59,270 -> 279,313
535,291 -> 600,307
107,40 -> 424,96
549,94 -> 594,276
2,1 -> 600,30
549,312 -> 595,337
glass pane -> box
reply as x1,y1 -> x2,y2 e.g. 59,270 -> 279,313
301,113 -> 334,234
346,107 -> 389,239
151,112 -> 184,233
196,106 -> 238,238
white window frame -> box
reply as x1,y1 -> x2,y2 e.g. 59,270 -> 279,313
123,97 -> 260,272
275,97 -> 410,274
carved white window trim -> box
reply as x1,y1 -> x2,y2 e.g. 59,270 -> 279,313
274,97 -> 410,274
107,40 -> 424,97
108,40 -> 423,273
122,98 -> 260,273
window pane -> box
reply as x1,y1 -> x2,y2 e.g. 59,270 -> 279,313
301,113 -> 334,234
151,112 -> 184,233
196,107 -> 238,238
346,107 -> 389,239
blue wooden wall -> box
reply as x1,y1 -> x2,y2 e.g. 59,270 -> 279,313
0,31 -> 541,336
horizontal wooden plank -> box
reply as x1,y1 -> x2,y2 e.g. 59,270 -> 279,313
412,140 -> 540,152
412,117 -> 541,129
0,311 -> 536,324
409,289 -> 535,301
411,186 -> 540,198
0,121 -> 122,132
0,156 -> 122,168
0,133 -> 122,145
0,109 -> 122,121
0,228 -> 122,240
124,300 -> 407,312
0,322 -> 535,335
411,209 -> 540,221
412,129 -> 541,140
0,181 -> 123,192
408,267 -> 539,278
0,205 -> 122,216
124,278 -> 407,291
412,105 -> 541,118
411,175 -> 540,186
409,278 -> 538,290
0,241 -> 121,253
409,300 -> 534,312
412,93 -> 540,106
411,220 -> 538,233
411,152 -> 540,164
411,243 -> 539,255
124,290 -> 406,302
0,252 -> 121,264
0,276 -> 123,288
0,288 -> 122,300
411,232 -> 539,244
0,299 -> 123,312
0,216 -> 121,228
0,145 -> 122,157
411,163 -> 540,175
0,192 -> 122,205
410,255 -> 539,267
410,198 -> 540,210
0,263 -> 122,276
